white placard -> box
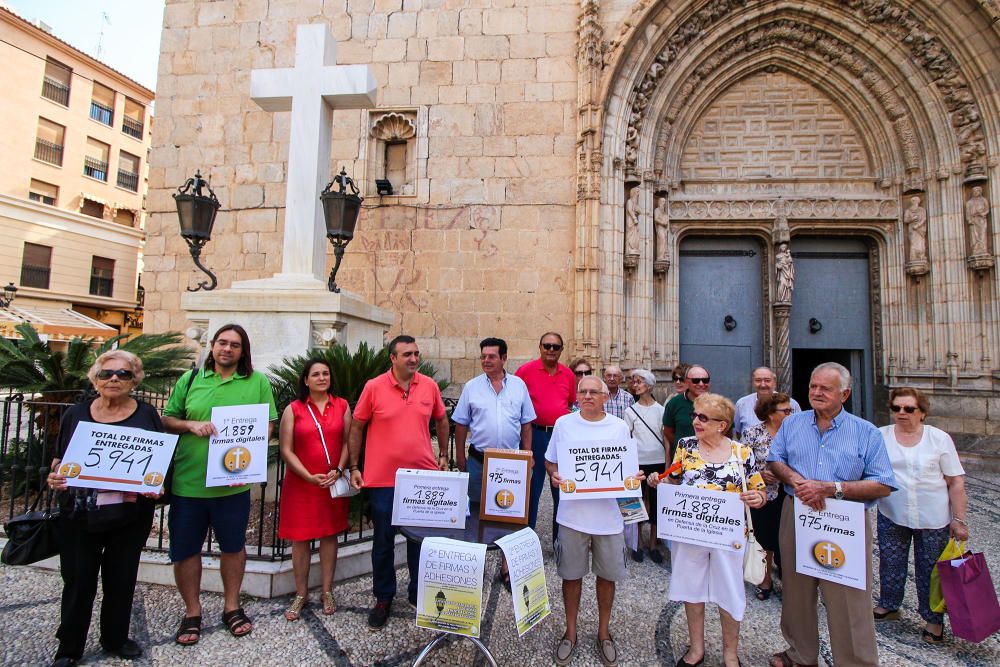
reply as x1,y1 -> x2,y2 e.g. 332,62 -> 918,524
656,485 -> 746,552
392,469 -> 469,528
556,439 -> 641,500
482,453 -> 530,522
495,528 -> 550,637
60,422 -> 178,494
416,537 -> 486,637
793,497 -> 867,590
205,404 -> 269,487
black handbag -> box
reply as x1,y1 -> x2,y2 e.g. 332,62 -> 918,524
1,491 -> 60,566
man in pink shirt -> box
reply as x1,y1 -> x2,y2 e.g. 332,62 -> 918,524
516,331 -> 576,541
348,335 -> 450,630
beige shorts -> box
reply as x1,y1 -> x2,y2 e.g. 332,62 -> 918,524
554,525 -> 628,582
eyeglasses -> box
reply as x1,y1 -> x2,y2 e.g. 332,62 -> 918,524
890,405 -> 918,414
214,340 -> 242,349
541,343 -> 563,351
578,389 -> 605,396
574,369 -> 592,377
96,369 -> 134,381
691,411 -> 724,423
775,408 -> 794,415
689,377 -> 711,385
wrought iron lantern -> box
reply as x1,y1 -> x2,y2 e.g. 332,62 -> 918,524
320,167 -> 363,293
0,282 -> 17,308
173,170 -> 221,292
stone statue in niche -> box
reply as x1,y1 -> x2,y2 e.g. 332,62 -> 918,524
653,195 -> 671,274
624,186 -> 640,269
903,195 -> 930,277
776,242 -> 795,303
966,186 -> 990,256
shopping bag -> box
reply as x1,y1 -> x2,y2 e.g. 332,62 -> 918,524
929,538 -> 966,613
938,551 -> 1000,643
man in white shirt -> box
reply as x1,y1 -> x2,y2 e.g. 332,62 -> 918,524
545,375 -> 643,667
733,366 -> 801,437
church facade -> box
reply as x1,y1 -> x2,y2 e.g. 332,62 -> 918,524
145,0 -> 1000,433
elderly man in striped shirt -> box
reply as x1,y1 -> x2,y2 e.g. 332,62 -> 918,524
767,362 -> 896,667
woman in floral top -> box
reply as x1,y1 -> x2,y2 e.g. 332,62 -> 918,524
650,393 -> 766,667
740,392 -> 794,601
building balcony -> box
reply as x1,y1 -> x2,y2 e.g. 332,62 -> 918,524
83,157 -> 108,181
34,138 -> 64,166
117,169 -> 139,192
90,101 -> 113,126
122,116 -> 143,139
89,276 -> 114,297
41,77 -> 70,106
19,265 -> 51,290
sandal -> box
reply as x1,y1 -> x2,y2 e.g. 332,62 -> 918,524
873,609 -> 900,621
755,585 -> 773,601
222,607 -> 253,637
769,651 -> 817,667
922,628 -> 945,644
174,616 -> 201,646
285,595 -> 306,621
321,591 -> 337,615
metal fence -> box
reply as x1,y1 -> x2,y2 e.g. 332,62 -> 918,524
1,391 -> 460,562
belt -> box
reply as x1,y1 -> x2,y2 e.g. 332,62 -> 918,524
532,424 -> 554,433
468,446 -> 485,463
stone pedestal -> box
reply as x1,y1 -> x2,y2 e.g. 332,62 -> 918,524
967,253 -> 995,272
905,259 -> 930,277
182,277 -> 394,371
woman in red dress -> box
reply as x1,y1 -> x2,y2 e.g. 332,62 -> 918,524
278,359 -> 351,620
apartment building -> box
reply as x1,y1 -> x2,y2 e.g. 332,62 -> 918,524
0,6 -> 153,342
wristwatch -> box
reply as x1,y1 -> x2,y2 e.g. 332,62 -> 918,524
834,481 -> 845,500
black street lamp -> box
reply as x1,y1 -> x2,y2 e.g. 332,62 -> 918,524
173,170 -> 221,292
0,282 -> 17,308
320,167 -> 363,293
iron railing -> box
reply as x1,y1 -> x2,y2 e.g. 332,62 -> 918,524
122,116 -> 143,139
33,138 -> 63,166
1,391 -> 461,562
19,264 -> 50,290
90,101 -> 113,125
83,157 -> 108,181
117,169 -> 139,192
89,275 -> 114,297
41,77 -> 69,105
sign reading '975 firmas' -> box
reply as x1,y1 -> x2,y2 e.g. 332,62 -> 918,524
205,404 -> 269,487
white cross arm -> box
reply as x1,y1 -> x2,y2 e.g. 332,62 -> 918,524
251,66 -> 377,112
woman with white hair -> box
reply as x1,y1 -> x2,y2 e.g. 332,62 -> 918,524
623,369 -> 667,563
46,350 -> 162,666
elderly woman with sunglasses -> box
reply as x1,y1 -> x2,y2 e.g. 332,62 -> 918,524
649,393 -> 766,667
873,387 -> 968,645
46,351 -> 162,666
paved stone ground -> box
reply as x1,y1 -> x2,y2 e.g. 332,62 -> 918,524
3,472 -> 1000,666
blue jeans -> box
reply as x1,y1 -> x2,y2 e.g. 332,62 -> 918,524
467,455 -> 483,505
528,426 -> 559,541
368,487 -> 420,603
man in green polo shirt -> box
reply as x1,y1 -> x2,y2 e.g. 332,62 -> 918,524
661,364 -> 710,459
162,324 -> 277,645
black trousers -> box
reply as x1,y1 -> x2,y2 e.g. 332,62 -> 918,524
55,503 -> 154,660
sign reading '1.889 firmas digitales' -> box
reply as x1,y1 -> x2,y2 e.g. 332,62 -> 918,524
392,469 -> 469,528
205,403 -> 269,487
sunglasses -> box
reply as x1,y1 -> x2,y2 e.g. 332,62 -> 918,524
672,376 -> 684,382
96,369 -> 134,381
541,343 -> 563,351
691,411 -> 724,423
688,377 -> 711,385
890,405 -> 918,414
574,369 -> 593,377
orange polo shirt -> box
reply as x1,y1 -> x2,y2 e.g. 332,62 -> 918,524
353,370 -> 447,488
515,358 -> 576,427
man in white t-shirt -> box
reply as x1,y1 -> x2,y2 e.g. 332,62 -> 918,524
545,375 -> 643,667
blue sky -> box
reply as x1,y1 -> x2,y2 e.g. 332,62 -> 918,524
4,0 -> 165,90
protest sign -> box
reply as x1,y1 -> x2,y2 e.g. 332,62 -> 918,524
393,469 -> 469,529
416,537 -> 487,637
480,449 -> 531,524
656,485 -> 746,552
496,528 -> 550,636
60,422 -> 178,494
793,497 -> 867,590
205,403 -> 269,487
556,439 -> 641,500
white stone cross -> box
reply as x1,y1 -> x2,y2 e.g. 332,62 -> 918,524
250,24 -> 377,287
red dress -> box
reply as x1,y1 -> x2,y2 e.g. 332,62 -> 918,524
278,396 -> 349,540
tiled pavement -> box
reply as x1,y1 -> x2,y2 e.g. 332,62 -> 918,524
3,472 -> 1000,666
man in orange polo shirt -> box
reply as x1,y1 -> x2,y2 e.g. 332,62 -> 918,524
516,331 -> 576,542
348,335 -> 450,630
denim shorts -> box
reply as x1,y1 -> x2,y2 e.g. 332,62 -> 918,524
168,492 -> 252,562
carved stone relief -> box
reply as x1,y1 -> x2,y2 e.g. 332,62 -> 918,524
668,197 -> 898,220
903,195 -> 929,276
775,243 -> 795,304
624,185 -> 640,269
965,185 -> 995,270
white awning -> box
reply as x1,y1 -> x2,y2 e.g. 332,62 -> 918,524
0,305 -> 117,341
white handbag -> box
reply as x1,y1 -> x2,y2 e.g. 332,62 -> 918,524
732,444 -> 767,586
304,403 -> 359,499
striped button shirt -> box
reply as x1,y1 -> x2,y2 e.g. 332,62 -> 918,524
767,408 -> 896,508
603,388 -> 635,420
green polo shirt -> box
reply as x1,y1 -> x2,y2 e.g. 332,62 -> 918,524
662,391 -> 695,442
164,368 -> 278,498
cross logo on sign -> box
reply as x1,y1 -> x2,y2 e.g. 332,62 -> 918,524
812,540 -> 846,569
495,489 -> 515,508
